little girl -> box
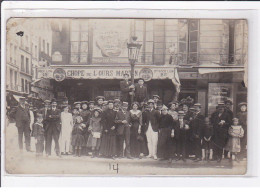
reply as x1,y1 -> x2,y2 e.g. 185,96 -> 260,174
225,118 -> 244,162
87,108 -> 103,158
71,116 -> 85,157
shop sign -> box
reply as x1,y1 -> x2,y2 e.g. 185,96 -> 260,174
37,66 -> 178,81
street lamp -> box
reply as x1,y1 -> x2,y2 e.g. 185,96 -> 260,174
127,36 -> 142,104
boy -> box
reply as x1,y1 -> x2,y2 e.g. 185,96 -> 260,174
202,117 -> 214,161
174,111 -> 189,162
31,113 -> 45,157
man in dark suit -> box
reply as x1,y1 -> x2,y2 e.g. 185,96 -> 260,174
120,73 -> 135,104
142,99 -> 160,160
37,100 -> 51,154
190,103 -> 205,162
134,78 -> 147,105
45,101 -> 61,157
15,97 -> 31,152
211,102 -> 232,162
115,102 -> 132,159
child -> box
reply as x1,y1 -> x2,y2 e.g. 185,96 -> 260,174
202,117 -> 214,161
225,118 -> 244,162
31,113 -> 45,157
87,108 -> 103,158
71,116 -> 85,157
72,107 -> 80,124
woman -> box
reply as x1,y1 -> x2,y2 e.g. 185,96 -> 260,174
60,106 -> 74,155
99,101 -> 117,159
157,105 -> 174,161
129,102 -> 144,159
168,102 -> 178,121
237,102 -> 247,159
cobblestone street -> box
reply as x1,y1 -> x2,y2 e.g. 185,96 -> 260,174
4,123 -> 246,176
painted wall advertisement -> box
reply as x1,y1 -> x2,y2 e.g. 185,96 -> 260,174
208,83 -> 234,115
92,19 -> 131,64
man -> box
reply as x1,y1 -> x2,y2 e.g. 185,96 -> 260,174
80,101 -> 91,155
74,102 -> 82,113
115,102 -> 132,159
120,73 -> 134,104
225,100 -> 234,120
153,95 -> 160,109
45,100 -> 61,157
15,97 -> 31,152
96,96 -> 105,109
211,102 -> 231,162
134,78 -> 147,105
190,103 -> 205,162
142,99 -> 160,160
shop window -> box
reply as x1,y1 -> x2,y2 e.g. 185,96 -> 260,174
70,19 -> 89,64
21,55 -> 25,72
188,19 -> 199,64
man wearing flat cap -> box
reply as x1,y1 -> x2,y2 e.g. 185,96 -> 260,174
134,78 -> 147,105
15,97 -> 31,152
210,102 -> 232,162
115,101 -> 132,159
45,100 -> 61,157
120,73 -> 134,104
153,95 -> 160,109
96,96 -> 105,109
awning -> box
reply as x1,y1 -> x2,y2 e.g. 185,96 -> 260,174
198,64 -> 244,74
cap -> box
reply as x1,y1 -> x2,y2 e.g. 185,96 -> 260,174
147,99 -> 155,104
122,102 -> 129,107
138,78 -> 145,82
52,101 -> 57,106
189,107 -> 195,111
114,98 -> 121,103
81,101 -> 88,105
225,99 -> 233,105
74,101 -> 81,105
44,100 -> 51,104
218,102 -> 225,107
153,95 -> 160,99
103,101 -> 108,105
194,103 -> 202,108
178,111 -> 185,115
96,96 -> 105,101
93,107 -> 102,113
89,101 -> 95,105
238,102 -> 247,107
232,118 -> 239,122
161,105 -> 168,110
107,100 -> 114,104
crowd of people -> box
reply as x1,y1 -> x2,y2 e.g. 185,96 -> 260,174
9,91 -> 247,164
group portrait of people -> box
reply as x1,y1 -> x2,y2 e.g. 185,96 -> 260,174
9,73 -> 247,164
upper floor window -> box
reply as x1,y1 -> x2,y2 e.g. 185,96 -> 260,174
188,19 -> 199,64
47,43 -> 50,56
14,46 -> 17,65
9,43 -> 13,63
43,39 -> 45,53
21,55 -> 25,72
70,19 -> 89,64
26,57 -> 29,74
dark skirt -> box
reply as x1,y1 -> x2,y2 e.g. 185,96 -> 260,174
157,128 -> 174,159
71,134 -> 85,147
130,121 -> 146,157
99,131 -> 117,157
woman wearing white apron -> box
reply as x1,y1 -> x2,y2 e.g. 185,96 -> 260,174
60,106 -> 73,155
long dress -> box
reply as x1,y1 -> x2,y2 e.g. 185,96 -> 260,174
60,112 -> 73,153
237,111 -> 247,157
99,108 -> 117,157
129,110 -> 145,157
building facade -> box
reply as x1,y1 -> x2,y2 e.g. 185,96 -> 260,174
36,18 -> 247,116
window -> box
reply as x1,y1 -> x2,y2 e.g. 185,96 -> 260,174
25,35 -> 29,51
26,57 -> 29,74
178,19 -> 188,65
145,20 -> 154,64
35,45 -> 37,58
10,43 -> 13,63
228,20 -> 235,64
25,80 -> 28,93
14,46 -> 17,64
188,19 -> 199,64
14,71 -> 17,87
43,39 -> 45,53
21,78 -> 24,92
47,43 -> 50,56
10,69 -> 13,88
134,20 -> 145,63
21,55 -> 25,72
70,19 -> 88,64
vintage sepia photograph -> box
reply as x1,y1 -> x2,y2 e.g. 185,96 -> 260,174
4,17 -> 247,175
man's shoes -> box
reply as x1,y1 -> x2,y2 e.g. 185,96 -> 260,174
146,155 -> 152,158
194,158 -> 202,162
153,155 -> 158,160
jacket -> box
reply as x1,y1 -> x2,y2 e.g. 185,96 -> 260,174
15,105 -> 30,128
190,112 -> 205,138
120,80 -> 132,102
46,108 -> 61,131
134,84 -> 147,102
115,110 -> 131,135
142,109 -> 160,132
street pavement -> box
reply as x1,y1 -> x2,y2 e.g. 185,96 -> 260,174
4,122 -> 247,176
